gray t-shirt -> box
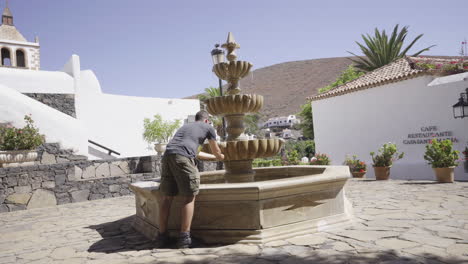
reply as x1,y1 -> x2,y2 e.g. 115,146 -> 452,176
164,122 -> 217,158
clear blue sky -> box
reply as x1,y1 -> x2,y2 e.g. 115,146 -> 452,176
9,0 -> 467,98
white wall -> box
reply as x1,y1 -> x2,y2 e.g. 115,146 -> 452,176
312,75 -> 468,181
73,56 -> 199,158
0,67 -> 73,93
0,84 -> 88,155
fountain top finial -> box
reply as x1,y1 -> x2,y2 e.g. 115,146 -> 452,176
222,32 -> 240,62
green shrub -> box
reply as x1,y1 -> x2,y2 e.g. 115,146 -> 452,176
285,140 -> 315,158
370,143 -> 404,167
287,150 -> 300,165
310,153 -> 331,165
253,158 -> 282,167
423,139 -> 459,168
0,115 -> 45,151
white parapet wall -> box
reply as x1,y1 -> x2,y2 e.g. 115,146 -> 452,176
76,69 -> 200,158
0,84 -> 88,155
312,75 -> 468,181
0,54 -> 200,159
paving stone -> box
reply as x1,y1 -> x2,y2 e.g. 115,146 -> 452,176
20,250 -> 52,260
264,240 -> 289,247
1,180 -> 468,263
446,243 -> 468,256
50,246 -> 76,259
331,230 -> 399,242
259,247 -> 290,261
286,234 -> 328,246
215,244 -> 260,255
155,254 -> 218,264
400,233 -> 456,248
375,238 -> 420,250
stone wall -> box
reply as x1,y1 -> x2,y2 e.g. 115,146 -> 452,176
37,143 -> 87,164
0,156 -> 219,213
0,156 -> 159,213
23,93 -> 76,117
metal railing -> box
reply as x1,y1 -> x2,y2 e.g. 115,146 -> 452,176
88,140 -> 120,156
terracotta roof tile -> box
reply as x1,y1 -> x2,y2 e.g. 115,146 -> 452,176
308,56 -> 464,101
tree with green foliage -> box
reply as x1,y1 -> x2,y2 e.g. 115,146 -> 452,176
285,140 -> 315,158
318,65 -> 364,94
348,24 -> 435,72
297,102 -> 314,139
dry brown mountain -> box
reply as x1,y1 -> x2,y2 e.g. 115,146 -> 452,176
188,57 -> 353,119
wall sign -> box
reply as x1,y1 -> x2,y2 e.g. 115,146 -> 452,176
403,126 -> 458,145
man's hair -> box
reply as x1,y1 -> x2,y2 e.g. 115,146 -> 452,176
195,110 -> 209,121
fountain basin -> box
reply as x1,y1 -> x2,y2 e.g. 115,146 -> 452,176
129,165 -> 352,244
206,94 -> 263,115
201,138 -> 284,161
212,61 -> 253,82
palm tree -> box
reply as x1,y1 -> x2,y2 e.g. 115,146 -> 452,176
197,87 -> 221,102
197,87 -> 224,136
348,24 -> 435,71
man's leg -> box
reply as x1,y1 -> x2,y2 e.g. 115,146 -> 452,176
158,195 -> 174,234
180,195 -> 196,232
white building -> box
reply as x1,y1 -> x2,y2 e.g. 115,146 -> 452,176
0,5 -> 199,159
310,57 -> 468,181
264,115 -> 299,128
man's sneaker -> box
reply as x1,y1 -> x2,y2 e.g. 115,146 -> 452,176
154,232 -> 170,248
176,232 -> 192,249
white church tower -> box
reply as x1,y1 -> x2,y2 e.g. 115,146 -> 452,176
0,1 -> 40,70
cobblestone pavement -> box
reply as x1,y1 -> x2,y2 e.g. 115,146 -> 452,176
1,179 -> 468,264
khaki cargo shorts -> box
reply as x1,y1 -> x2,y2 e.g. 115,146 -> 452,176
159,154 -> 200,196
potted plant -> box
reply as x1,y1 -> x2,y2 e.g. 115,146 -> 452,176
344,155 -> 367,178
423,139 -> 459,183
370,143 -> 404,180
0,115 -> 45,167
143,114 -> 181,155
310,153 -> 331,165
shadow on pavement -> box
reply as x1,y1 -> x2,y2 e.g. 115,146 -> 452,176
86,216 -> 467,264
86,215 -> 210,253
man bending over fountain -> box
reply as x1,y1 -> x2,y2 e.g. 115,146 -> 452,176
157,110 -> 224,248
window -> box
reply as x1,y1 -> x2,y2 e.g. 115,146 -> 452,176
1,48 -> 11,66
16,50 -> 26,67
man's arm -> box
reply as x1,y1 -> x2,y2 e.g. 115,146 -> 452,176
208,139 -> 224,160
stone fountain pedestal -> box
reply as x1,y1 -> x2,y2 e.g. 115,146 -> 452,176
129,166 -> 352,244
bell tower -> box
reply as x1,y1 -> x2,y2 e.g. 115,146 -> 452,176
0,1 -> 40,70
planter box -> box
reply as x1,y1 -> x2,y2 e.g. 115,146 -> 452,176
0,150 -> 37,168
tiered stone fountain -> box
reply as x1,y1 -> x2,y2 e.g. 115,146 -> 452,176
130,33 -> 352,244
203,32 -> 283,183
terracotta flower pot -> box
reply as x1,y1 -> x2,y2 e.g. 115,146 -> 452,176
0,150 -> 38,168
351,171 -> 366,178
433,167 -> 455,183
373,166 -> 391,180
